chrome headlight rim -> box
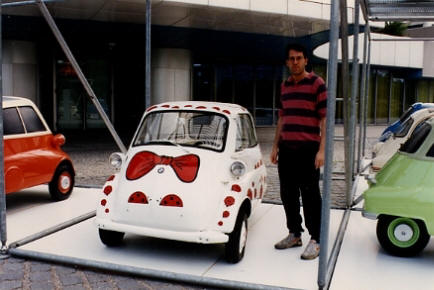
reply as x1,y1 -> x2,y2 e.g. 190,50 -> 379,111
230,161 -> 246,177
109,152 -> 124,170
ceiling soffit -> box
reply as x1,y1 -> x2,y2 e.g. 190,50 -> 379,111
1,0 -> 329,37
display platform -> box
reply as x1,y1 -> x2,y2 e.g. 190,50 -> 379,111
6,185 -> 99,243
331,211 -> 434,290
6,186 -> 341,290
5,183 -> 434,289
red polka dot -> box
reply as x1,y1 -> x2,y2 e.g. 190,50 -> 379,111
146,105 -> 158,112
105,208 -> 109,213
247,189 -> 253,200
103,186 -> 112,195
223,211 -> 230,218
231,184 -> 241,192
101,199 -> 107,206
224,196 -> 235,207
218,221 -> 223,226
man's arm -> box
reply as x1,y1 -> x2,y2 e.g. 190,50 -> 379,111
315,117 -> 326,169
270,116 -> 282,164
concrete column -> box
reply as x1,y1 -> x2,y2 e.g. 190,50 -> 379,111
151,48 -> 191,105
422,42 -> 434,77
2,41 -> 38,104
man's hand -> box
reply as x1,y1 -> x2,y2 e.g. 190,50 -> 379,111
315,149 -> 324,169
270,145 -> 279,164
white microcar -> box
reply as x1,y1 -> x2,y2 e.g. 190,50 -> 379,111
95,101 -> 267,263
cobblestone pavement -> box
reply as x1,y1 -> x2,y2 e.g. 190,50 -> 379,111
0,257 -> 214,290
1,125 -> 385,289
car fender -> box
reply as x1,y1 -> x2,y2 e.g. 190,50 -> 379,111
5,166 -> 24,193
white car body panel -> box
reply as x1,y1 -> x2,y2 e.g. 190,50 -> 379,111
96,101 -> 267,244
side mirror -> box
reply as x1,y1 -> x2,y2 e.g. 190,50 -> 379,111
52,134 -> 66,147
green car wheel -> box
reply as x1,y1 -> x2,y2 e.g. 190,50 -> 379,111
377,215 -> 430,257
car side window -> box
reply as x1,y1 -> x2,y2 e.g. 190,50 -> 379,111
235,114 -> 257,151
19,106 -> 47,133
426,144 -> 434,157
3,107 -> 25,135
400,122 -> 431,154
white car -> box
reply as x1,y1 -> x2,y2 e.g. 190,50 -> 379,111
372,108 -> 434,171
95,101 -> 267,263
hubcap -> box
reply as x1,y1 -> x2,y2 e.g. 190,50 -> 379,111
387,217 -> 420,248
394,224 -> 413,242
59,172 -> 72,193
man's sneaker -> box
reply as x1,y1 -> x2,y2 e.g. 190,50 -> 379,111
274,233 -> 302,249
301,239 -> 320,260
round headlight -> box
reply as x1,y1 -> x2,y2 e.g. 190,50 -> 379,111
231,161 -> 246,177
109,153 -> 123,170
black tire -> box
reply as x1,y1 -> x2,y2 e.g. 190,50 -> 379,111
225,211 -> 248,263
99,229 -> 125,246
377,215 -> 430,257
49,163 -> 74,201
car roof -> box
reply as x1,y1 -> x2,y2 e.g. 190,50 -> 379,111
409,108 -> 434,119
2,96 -> 36,108
146,101 -> 250,116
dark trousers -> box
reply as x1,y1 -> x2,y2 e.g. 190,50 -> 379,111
277,143 -> 322,242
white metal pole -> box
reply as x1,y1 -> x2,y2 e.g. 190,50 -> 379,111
318,0 -> 339,287
0,4 -> 8,257
36,0 -> 127,153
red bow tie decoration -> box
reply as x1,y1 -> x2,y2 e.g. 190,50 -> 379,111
126,151 -> 200,183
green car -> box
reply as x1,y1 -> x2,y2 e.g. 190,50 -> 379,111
363,117 -> 434,256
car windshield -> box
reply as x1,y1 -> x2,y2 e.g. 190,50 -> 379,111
394,117 -> 414,138
398,106 -> 415,123
133,110 -> 228,151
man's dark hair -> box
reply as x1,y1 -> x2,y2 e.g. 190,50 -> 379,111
285,43 -> 308,59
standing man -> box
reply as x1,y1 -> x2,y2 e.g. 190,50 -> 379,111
270,43 -> 327,260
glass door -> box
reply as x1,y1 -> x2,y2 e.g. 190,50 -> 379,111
56,58 -> 111,130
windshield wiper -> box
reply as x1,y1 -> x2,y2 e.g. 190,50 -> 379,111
145,140 -> 190,153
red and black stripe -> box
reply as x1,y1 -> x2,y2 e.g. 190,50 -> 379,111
278,72 -> 327,145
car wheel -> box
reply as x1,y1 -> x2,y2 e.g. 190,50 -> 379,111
225,210 -> 248,263
377,215 -> 430,257
99,229 -> 125,246
49,164 -> 74,201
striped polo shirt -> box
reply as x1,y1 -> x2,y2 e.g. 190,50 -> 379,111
279,72 -> 327,146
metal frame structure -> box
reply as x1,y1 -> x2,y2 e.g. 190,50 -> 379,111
318,0 -> 434,289
1,0 -> 434,289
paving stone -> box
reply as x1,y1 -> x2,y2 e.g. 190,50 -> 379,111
55,265 -> 78,275
0,280 -> 22,290
30,281 -> 55,290
29,270 -> 51,282
84,271 -> 110,284
58,273 -> 83,286
29,262 -> 51,272
2,262 -> 24,272
112,276 -> 144,289
89,281 -> 114,289
0,271 -> 25,281
63,285 -> 87,290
